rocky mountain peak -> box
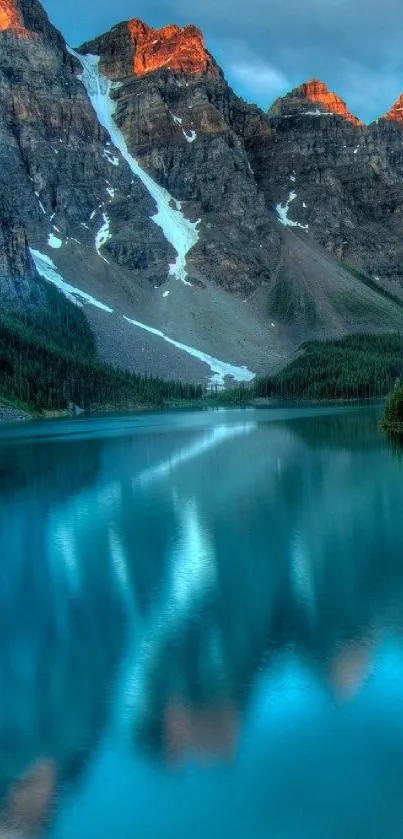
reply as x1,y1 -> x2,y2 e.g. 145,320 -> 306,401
269,77 -> 363,125
79,18 -> 221,81
127,19 -> 218,77
383,91 -> 403,125
0,0 -> 35,38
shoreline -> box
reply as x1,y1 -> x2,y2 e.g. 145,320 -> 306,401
0,403 -> 31,424
0,395 -> 385,426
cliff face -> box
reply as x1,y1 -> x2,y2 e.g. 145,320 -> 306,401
0,0 -> 173,302
228,78 -> 403,283
0,197 -> 44,308
78,22 -> 280,295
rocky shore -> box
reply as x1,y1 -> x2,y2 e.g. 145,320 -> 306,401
0,403 -> 30,423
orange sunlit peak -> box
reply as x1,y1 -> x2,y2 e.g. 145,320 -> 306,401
383,92 -> 403,124
0,0 -> 34,37
126,17 -> 219,78
297,78 -> 363,126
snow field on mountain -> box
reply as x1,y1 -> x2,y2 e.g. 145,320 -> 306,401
95,213 -> 112,263
30,249 -> 113,311
123,317 -> 255,387
68,49 -> 200,285
31,250 -> 255,386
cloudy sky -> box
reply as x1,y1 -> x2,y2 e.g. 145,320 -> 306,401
42,0 -> 403,122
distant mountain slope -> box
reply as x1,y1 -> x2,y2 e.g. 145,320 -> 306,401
244,79 -> 403,286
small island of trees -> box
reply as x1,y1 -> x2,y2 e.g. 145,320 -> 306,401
380,380 -> 403,433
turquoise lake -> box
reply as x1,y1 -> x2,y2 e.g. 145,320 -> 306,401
1,405 -> 403,837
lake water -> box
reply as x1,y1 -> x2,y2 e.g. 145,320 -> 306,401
1,405 -> 403,838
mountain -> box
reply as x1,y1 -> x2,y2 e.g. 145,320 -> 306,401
252,79 -> 403,287
2,1 -> 403,391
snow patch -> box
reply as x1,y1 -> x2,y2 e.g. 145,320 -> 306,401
69,49 -> 200,285
90,210 -> 97,220
290,175 -> 296,182
280,111 -> 332,118
35,192 -> 46,215
95,212 -> 112,263
123,316 -> 254,387
183,129 -> 197,143
276,191 -> 309,230
305,109 -> 333,116
354,145 -> 360,155
303,201 -> 307,208
30,249 -> 113,312
106,186 -> 116,199
48,233 -> 62,249
163,290 -> 170,298
103,148 -> 120,166
170,112 -> 183,125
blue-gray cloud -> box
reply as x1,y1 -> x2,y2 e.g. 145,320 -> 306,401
42,0 -> 403,122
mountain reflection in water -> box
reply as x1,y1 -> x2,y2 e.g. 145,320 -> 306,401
0,406 -> 403,838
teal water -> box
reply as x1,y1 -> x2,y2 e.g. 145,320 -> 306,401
1,406 -> 403,837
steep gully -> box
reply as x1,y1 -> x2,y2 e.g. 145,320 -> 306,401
30,48 -> 254,387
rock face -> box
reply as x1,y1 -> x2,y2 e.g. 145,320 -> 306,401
0,197 -> 43,308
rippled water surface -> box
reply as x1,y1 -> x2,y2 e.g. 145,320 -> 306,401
1,405 -> 403,838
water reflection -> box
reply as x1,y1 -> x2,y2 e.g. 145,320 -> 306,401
0,407 -> 403,836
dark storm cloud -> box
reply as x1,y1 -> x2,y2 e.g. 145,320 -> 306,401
43,0 -> 403,121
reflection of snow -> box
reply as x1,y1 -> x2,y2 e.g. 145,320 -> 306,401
169,500 -> 216,609
290,533 -> 315,616
118,421 -> 256,727
137,422 -> 256,485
